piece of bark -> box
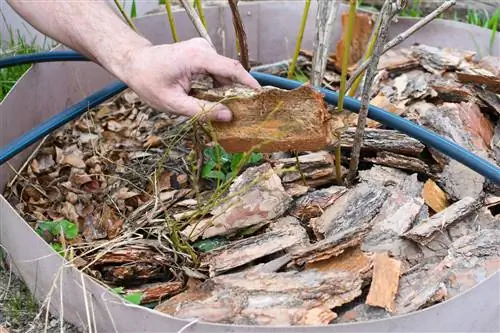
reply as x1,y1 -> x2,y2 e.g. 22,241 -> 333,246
201,229 -> 305,277
293,183 -> 389,265
422,179 -> 450,213
126,281 -> 184,304
438,229 -> 500,299
377,48 -> 419,73
394,260 -> 450,314
341,128 -> 425,156
364,151 -> 432,175
493,124 -> 500,165
333,12 -> 374,69
305,246 -> 372,280
191,85 -> 333,153
456,72 -> 500,94
336,303 -> 390,323
184,163 -> 292,239
430,78 -> 476,104
411,44 -> 463,75
370,93 -> 405,116
457,102 -> 494,150
404,196 -> 480,245
477,55 -> 500,76
93,245 -> 173,265
290,185 -> 347,221
438,159 -> 485,201
366,253 -> 401,313
358,165 -> 409,187
274,151 -> 345,187
248,254 -> 293,274
309,183 -> 389,238
362,175 -> 425,260
156,269 -> 363,326
474,86 -> 500,116
390,70 -> 436,101
284,183 -> 310,198
268,216 -> 310,252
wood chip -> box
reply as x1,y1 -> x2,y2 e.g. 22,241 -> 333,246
305,246 -> 372,280
334,12 -> 374,69
422,179 -> 450,213
364,151 -> 431,175
341,128 -> 425,156
366,253 -> 401,312
191,85 -> 333,152
156,269 -> 362,326
126,281 -> 184,304
201,228 -> 306,277
404,196 -> 480,245
377,48 -> 419,73
293,183 -> 388,265
456,72 -> 500,94
290,185 -> 347,221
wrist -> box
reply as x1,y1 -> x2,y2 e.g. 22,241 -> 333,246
96,32 -> 153,83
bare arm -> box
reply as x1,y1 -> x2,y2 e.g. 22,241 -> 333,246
6,0 -> 260,121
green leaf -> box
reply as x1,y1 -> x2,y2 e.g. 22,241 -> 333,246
111,287 -> 125,295
230,152 -> 244,171
201,160 -> 216,178
36,221 -> 54,237
124,292 -> 143,305
249,153 -> 263,164
206,170 -> 226,181
130,0 -> 137,18
192,237 -> 230,252
58,219 -> 78,239
51,243 -> 64,255
203,147 -> 216,161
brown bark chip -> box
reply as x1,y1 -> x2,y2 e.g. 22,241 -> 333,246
191,85 -> 333,153
366,252 -> 401,312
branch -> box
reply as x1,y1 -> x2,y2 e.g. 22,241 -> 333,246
346,0 -> 401,185
228,0 -> 250,71
310,0 -> 340,87
345,0 -> 456,91
178,0 -> 214,48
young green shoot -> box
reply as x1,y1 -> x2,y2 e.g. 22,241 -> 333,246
165,0 -> 180,42
335,0 -> 357,185
194,0 -> 208,29
288,0 -> 311,79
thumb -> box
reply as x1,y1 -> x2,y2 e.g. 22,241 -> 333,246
165,92 -> 233,122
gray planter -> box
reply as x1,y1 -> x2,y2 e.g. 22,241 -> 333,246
0,2 -> 498,332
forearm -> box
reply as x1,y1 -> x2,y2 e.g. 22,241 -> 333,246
6,0 -> 151,77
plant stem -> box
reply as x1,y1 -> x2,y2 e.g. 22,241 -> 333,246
195,0 -> 208,29
113,0 -> 138,31
334,0 -> 357,185
288,0 -> 311,79
345,0 -> 456,92
179,0 -> 214,48
228,0 -> 250,71
310,0 -> 340,87
165,0 -> 180,43
346,0 -> 399,185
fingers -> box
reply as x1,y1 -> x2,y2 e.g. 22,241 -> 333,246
196,52 -> 261,89
165,90 -> 233,122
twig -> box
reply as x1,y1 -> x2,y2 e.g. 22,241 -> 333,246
228,0 -> 250,71
165,0 -> 180,43
346,0 -> 401,185
288,0 -> 311,79
178,0 -> 214,48
345,0 -> 456,91
310,0 -> 340,87
334,0 -> 357,185
112,0 -> 138,31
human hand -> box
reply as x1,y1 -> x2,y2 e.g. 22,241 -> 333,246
116,38 -> 261,122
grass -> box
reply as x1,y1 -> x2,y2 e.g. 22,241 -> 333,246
0,33 -> 39,101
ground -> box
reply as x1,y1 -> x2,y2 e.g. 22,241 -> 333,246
0,268 -> 81,333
